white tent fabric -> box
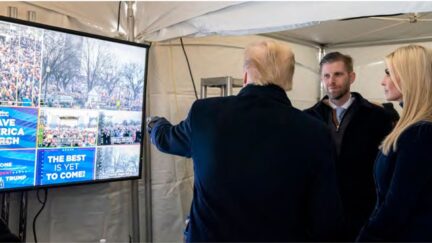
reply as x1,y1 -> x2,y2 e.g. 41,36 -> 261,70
136,1 -> 432,41
135,1 -> 243,40
4,2 -> 432,42
1,1 -> 432,242
0,2 -> 124,36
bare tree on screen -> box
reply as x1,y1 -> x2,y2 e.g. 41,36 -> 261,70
42,33 -> 81,93
81,39 -> 113,95
100,64 -> 122,96
121,63 -> 144,101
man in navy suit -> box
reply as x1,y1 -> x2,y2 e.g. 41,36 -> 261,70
147,40 -> 343,242
304,52 -> 394,240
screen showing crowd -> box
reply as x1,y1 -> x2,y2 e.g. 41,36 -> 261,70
0,18 -> 146,190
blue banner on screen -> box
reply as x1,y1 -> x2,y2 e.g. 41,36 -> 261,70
0,150 -> 36,189
0,107 -> 38,149
37,148 -> 95,185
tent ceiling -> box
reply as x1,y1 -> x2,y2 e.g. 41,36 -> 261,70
132,1 -> 432,44
2,1 -> 432,47
263,12 -> 432,48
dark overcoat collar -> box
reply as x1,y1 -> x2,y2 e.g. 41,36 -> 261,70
238,84 -> 292,106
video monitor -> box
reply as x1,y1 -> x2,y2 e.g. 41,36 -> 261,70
0,16 -> 148,191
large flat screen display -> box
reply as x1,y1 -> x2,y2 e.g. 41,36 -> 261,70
0,16 -> 148,191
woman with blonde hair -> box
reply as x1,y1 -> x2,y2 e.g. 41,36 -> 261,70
357,44 -> 432,241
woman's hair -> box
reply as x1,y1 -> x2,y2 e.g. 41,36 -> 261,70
381,45 -> 432,154
244,40 -> 295,90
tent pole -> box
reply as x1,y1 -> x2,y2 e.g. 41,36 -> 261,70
126,1 -> 135,42
143,119 -> 153,243
125,1 -> 142,243
317,45 -> 326,101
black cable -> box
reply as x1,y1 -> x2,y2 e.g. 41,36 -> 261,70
179,38 -> 199,100
36,188 -> 44,204
32,188 -> 48,243
117,1 -> 122,32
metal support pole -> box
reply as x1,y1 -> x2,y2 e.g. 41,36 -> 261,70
18,192 -> 28,242
126,1 -> 135,42
318,46 -> 326,100
226,77 -> 233,96
143,129 -> 153,242
200,82 -> 206,99
125,2 -> 141,242
1,193 -> 10,225
130,179 -> 140,243
201,77 -> 243,99
143,73 -> 153,242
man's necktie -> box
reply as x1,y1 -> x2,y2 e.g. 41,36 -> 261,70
336,107 -> 346,124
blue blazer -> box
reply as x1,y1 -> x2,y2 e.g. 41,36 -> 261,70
150,84 -> 343,242
357,121 -> 432,241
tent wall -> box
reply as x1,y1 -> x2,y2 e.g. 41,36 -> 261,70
6,182 -> 135,242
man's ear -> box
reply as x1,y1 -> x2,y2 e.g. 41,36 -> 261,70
349,71 -> 356,84
243,72 -> 248,86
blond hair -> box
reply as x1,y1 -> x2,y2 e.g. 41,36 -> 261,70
244,40 -> 295,91
381,45 -> 432,154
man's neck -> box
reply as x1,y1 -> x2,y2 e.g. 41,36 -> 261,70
329,92 -> 351,107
